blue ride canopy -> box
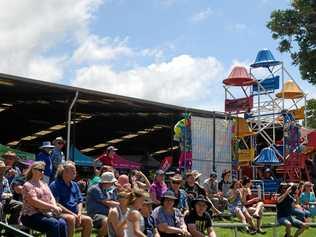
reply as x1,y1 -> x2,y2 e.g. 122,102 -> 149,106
253,147 -> 281,166
253,76 -> 280,92
250,49 -> 281,68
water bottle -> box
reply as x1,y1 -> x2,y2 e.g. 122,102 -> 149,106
257,185 -> 262,200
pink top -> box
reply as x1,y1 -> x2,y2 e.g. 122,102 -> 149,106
22,180 -> 55,216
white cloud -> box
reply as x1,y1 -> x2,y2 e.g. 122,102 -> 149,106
0,0 -> 103,82
190,8 -> 213,23
72,35 -> 133,64
73,54 -> 225,108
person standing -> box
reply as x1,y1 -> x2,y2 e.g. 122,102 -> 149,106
94,146 -> 118,173
36,141 -> 54,184
50,161 -> 93,237
51,137 -> 66,176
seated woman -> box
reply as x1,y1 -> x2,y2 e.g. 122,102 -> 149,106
152,190 -> 191,237
300,181 -> 316,217
227,179 -> 256,234
21,161 -> 67,237
126,189 -> 146,237
107,191 -> 130,237
241,176 -> 266,234
185,195 -> 216,237
277,183 -> 308,237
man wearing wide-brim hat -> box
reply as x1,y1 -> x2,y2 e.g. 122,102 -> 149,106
168,174 -> 188,213
2,151 -> 21,184
36,141 -> 55,184
152,190 -> 191,236
51,136 -> 66,175
0,160 -> 23,225
86,172 -> 119,236
185,195 -> 217,237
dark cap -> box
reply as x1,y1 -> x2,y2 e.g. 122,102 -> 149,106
210,171 -> 217,177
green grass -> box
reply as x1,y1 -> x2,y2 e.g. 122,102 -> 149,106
212,216 -> 316,237
72,216 -> 316,237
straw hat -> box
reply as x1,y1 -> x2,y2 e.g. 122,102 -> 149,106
170,174 -> 183,182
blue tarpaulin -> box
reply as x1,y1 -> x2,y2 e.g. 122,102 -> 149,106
70,146 -> 94,166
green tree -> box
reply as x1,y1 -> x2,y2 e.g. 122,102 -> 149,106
267,0 -> 316,85
306,99 -> 316,128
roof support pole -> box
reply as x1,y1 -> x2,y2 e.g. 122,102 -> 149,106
66,91 -> 79,160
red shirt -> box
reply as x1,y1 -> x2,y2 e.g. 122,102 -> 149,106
97,154 -> 113,166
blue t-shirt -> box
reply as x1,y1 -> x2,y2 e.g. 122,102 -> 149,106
86,184 -> 117,217
50,178 -> 83,214
167,188 -> 188,211
36,151 -> 53,178
300,192 -> 316,205
152,206 -> 183,227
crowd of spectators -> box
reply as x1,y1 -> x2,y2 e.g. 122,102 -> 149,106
1,142 -> 316,237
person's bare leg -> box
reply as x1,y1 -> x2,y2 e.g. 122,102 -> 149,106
294,224 -> 307,237
244,210 -> 256,230
80,215 -> 93,237
285,223 -> 292,237
209,227 -> 217,237
254,202 -> 264,217
62,213 -> 76,237
97,217 -> 108,237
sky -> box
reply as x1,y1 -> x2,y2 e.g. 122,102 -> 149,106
1,0 -> 315,111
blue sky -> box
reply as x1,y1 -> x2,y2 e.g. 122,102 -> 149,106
1,0 -> 314,111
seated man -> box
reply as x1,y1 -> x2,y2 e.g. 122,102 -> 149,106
203,171 -> 228,212
277,183 -> 307,237
185,195 -> 216,237
86,171 -> 119,237
0,160 -> 22,225
50,161 -> 92,237
3,151 -> 21,184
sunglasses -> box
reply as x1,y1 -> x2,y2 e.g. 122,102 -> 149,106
57,142 -> 64,145
34,168 -> 45,173
172,181 -> 181,185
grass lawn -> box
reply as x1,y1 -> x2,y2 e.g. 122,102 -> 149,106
72,215 -> 316,237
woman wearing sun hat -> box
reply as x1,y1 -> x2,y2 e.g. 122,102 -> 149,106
152,190 -> 191,237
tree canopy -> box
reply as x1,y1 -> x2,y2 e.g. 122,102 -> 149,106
306,99 -> 316,129
267,0 -> 316,85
